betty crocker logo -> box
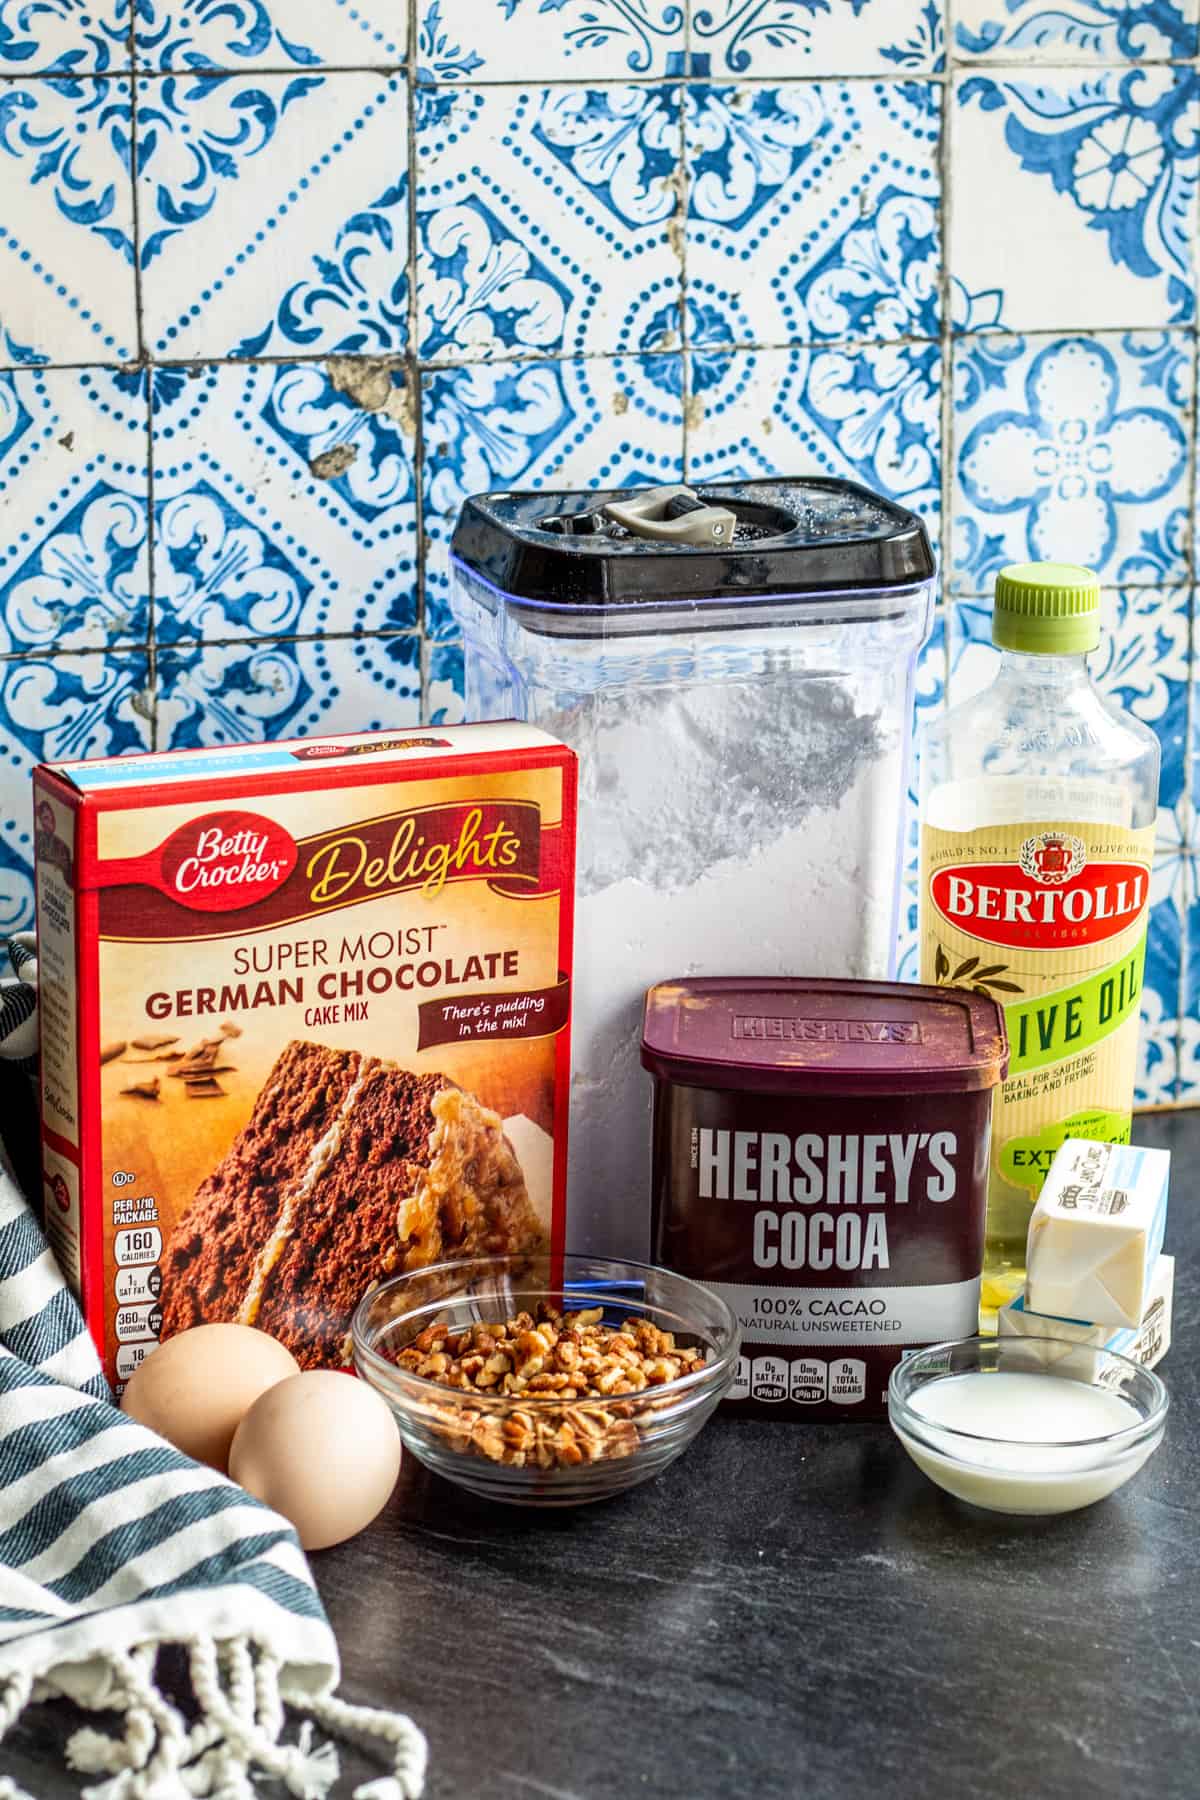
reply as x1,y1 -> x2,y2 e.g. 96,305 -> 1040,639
158,812 -> 298,914
96,800 -> 552,936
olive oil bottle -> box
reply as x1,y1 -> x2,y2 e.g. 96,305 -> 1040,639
918,563 -> 1160,1316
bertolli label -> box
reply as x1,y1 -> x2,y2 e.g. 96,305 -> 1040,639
920,816 -> 1154,1217
928,835 -> 1148,951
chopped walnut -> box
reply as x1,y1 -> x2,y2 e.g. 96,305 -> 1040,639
391,1302 -> 707,1472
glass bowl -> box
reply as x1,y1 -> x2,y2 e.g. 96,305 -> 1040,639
352,1254 -> 741,1507
889,1336 -> 1169,1516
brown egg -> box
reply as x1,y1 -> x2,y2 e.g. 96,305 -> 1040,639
229,1371 -> 402,1551
121,1325 -> 300,1471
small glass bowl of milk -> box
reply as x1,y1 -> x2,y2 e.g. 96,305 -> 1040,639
889,1337 -> 1169,1516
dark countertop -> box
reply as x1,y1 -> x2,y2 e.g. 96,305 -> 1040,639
8,1107 -> 1198,1799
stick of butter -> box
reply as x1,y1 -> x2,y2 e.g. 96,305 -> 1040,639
1026,1140 -> 1169,1328
999,1253 -> 1173,1370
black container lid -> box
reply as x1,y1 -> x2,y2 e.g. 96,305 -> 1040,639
451,478 -> 936,609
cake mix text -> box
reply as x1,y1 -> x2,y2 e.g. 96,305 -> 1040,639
145,926 -> 523,1020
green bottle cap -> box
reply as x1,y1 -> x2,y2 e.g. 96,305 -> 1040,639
992,561 -> 1101,654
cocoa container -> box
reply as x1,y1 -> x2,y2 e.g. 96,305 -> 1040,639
641,978 -> 1009,1420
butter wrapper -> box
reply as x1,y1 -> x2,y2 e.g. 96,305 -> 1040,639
1026,1140 -> 1169,1329
999,1253 -> 1173,1371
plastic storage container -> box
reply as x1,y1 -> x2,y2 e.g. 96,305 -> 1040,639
641,977 -> 1009,1420
450,480 -> 936,1258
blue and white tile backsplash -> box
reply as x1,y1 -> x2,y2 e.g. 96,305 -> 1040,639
0,0 -> 1197,1102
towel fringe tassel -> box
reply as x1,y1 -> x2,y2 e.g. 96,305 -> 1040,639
0,1636 -> 426,1800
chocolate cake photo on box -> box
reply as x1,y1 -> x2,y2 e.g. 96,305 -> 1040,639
159,1040 -> 549,1369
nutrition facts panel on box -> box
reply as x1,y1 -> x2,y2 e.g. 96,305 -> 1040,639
110,1181 -> 164,1388
731,1354 -> 868,1407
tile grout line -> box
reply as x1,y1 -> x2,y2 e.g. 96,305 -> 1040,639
124,38 -> 160,752
1178,327 -> 1200,1099
1174,104 -> 1200,1097
0,62 -> 408,82
0,628 -> 427,670
939,0 -> 955,695
406,0 -> 429,720
6,57 -> 1200,85
10,323 -> 1199,387
679,0 -> 692,480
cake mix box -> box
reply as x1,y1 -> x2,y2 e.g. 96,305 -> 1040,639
34,723 -> 576,1392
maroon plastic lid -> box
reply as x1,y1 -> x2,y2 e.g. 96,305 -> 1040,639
641,977 -> 1009,1097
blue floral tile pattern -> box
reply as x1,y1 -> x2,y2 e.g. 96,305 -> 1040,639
150,360 -> 418,644
1156,778 -> 1193,1099
425,638 -> 465,725
686,342 -> 942,549
137,71 -> 406,358
951,65 -> 1200,331
1136,897 -> 1182,1104
0,648 -> 151,937
1179,908 -> 1200,1101
0,2 -> 130,72
422,1 -> 938,84
680,79 -> 942,352
0,77 -> 138,362
0,367 -> 150,652
134,1 -> 406,69
952,331 -> 1192,594
685,80 -> 941,351
955,2 -> 1198,61
416,86 -> 683,365
155,632 -> 420,746
418,0 -> 685,80
1182,651 -> 1200,1100
1155,791 -> 1193,931
689,0 -> 944,76
229,169 -> 409,365
1096,583 -> 1190,806
421,352 -> 685,638
0,0 -> 1197,1098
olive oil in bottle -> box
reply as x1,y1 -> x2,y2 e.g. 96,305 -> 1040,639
918,564 -> 1160,1316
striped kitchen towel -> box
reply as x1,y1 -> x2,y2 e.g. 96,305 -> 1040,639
0,933 -> 37,1074
0,1160 -> 427,1799
0,935 -> 41,1208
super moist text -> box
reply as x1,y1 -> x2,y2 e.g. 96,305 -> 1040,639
697,1128 -> 959,1273
144,925 -> 520,1019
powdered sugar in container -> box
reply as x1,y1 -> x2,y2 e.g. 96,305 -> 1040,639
449,480 -> 936,1258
